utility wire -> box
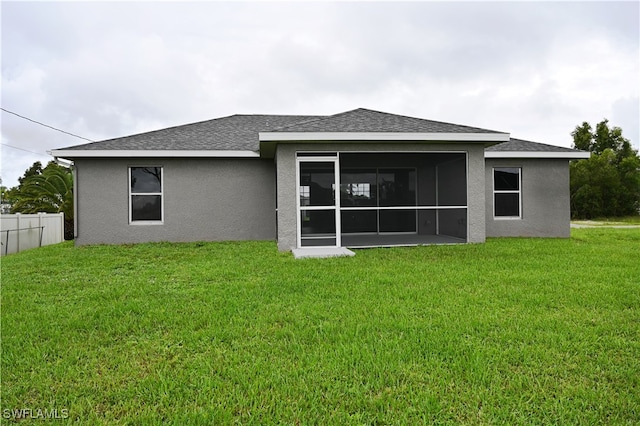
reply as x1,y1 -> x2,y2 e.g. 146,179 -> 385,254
1,107 -> 95,142
1,143 -> 51,158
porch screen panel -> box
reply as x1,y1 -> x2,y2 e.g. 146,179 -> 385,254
340,169 -> 377,207
337,153 -> 469,245
438,208 -> 467,239
379,210 -> 417,233
299,162 -> 335,207
378,169 -> 416,206
379,169 -> 416,233
436,156 -> 467,206
340,168 -> 378,234
341,210 -> 377,233
300,211 -> 336,247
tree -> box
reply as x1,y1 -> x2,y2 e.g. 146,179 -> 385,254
10,161 -> 74,239
17,161 -> 44,185
570,119 -> 640,218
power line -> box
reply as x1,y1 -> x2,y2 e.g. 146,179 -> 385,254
1,107 -> 95,142
1,143 -> 51,158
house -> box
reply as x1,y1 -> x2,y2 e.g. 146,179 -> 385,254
50,108 -> 589,256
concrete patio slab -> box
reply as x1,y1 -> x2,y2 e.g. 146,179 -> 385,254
292,247 -> 356,259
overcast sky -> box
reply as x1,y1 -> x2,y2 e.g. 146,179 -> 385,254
2,1 -> 639,188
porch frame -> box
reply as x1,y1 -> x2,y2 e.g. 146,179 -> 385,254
294,150 -> 470,249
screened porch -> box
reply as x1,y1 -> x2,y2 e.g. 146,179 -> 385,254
298,152 -> 468,248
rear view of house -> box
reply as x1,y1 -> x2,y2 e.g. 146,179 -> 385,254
51,109 -> 588,253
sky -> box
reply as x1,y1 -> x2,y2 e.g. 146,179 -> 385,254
1,1 -> 639,188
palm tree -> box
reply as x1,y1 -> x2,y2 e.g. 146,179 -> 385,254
11,163 -> 74,239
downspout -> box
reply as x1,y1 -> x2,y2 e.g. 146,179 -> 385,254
273,156 -> 278,242
72,162 -> 77,239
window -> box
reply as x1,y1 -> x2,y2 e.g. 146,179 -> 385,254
130,167 -> 163,223
494,167 -> 521,218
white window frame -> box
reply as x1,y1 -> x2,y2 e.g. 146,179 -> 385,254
493,167 -> 522,220
296,155 -> 341,248
129,166 -> 164,225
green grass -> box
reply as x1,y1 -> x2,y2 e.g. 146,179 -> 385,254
2,229 -> 639,424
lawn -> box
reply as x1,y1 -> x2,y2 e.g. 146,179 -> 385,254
2,229 -> 639,424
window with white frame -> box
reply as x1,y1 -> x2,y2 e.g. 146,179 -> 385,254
493,167 -> 521,218
130,167 -> 163,223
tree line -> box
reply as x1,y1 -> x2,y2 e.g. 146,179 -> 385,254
570,119 -> 640,218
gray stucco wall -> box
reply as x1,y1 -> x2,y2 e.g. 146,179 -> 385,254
275,142 -> 487,251
485,158 -> 571,238
74,157 -> 276,245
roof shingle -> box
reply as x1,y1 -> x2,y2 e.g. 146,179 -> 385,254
487,138 -> 581,153
54,109 -> 584,157
270,108 -> 505,134
60,114 -> 320,152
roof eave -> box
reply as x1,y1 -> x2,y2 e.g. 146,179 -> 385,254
258,132 -> 510,158
49,149 -> 260,159
484,151 -> 590,159
259,131 -> 510,142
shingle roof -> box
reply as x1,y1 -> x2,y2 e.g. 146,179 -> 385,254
487,138 -> 581,153
54,108 -> 585,158
270,108 -> 504,134
59,114 -> 320,152
57,108 -> 507,153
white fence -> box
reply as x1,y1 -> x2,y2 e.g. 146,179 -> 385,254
0,213 -> 65,256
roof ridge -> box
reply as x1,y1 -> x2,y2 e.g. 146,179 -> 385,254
232,113 -> 321,118
272,108 -> 374,131
269,107 -> 508,134
269,114 -> 329,131
361,108 -> 509,133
